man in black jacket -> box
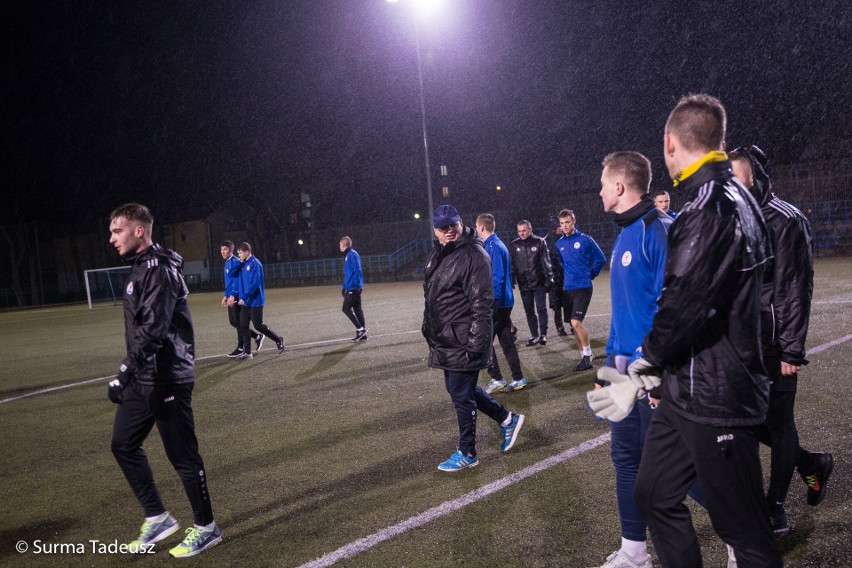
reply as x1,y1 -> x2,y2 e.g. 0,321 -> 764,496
107,203 -> 221,557
629,96 -> 782,567
423,205 -> 525,472
730,145 -> 833,532
510,220 -> 554,345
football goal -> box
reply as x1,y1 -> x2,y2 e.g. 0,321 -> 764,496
83,266 -> 132,309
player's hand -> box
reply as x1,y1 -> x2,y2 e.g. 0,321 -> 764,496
107,379 -> 124,404
780,361 -> 800,375
238,299 -> 245,306
221,296 -> 227,307
586,367 -> 641,422
627,357 -> 662,391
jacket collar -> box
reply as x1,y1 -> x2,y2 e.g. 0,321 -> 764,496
672,150 -> 728,187
613,195 -> 656,228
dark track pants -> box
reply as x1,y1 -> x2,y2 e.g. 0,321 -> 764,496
634,401 -> 782,568
239,305 -> 282,354
342,288 -> 366,329
111,383 -> 214,526
488,306 -> 523,381
549,287 -> 569,331
520,285 -> 548,338
228,303 -> 259,350
756,358 -> 815,505
444,370 -> 509,457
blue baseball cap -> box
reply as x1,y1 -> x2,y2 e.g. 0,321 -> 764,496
432,204 -> 461,228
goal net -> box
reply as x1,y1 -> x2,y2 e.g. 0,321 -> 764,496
83,266 -> 132,309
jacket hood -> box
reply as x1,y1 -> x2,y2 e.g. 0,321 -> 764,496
128,243 -> 184,271
731,145 -> 773,207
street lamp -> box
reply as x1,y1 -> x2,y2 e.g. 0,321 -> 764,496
388,0 -> 437,240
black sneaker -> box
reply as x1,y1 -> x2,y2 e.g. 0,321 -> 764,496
573,355 -> 593,371
255,334 -> 265,352
538,335 -> 547,346
276,339 -> 286,354
351,329 -> 368,342
526,337 -> 539,347
235,352 -> 253,360
227,348 -> 244,358
358,330 -> 369,341
557,328 -> 568,337
768,503 -> 789,533
800,452 -> 834,506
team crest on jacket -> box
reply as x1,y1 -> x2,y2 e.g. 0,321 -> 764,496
531,246 -> 537,252
246,265 -> 251,271
573,242 -> 580,249
126,281 -> 134,295
621,251 -> 632,267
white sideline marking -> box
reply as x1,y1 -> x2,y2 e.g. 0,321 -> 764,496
296,433 -> 612,568
808,333 -> 852,355
4,332 -> 851,406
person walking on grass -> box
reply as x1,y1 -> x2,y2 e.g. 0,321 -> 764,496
220,239 -> 264,358
107,203 -> 221,558
422,204 -> 525,472
510,220 -> 554,346
556,209 -> 607,371
340,236 -> 368,341
231,242 -> 285,359
475,213 -> 527,394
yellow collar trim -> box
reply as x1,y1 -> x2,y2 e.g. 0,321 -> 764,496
672,151 -> 728,187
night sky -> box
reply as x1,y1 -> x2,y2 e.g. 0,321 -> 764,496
4,0 -> 851,229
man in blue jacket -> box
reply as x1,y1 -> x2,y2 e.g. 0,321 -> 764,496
220,240 -> 263,358
340,236 -> 368,341
231,242 -> 285,359
591,151 -> 672,568
556,209 -> 607,371
475,213 -> 526,393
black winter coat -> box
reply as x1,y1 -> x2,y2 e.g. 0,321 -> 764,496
121,244 -> 196,386
509,235 -> 554,291
545,232 -> 564,288
422,227 -> 494,371
643,159 -> 771,427
741,150 -> 813,365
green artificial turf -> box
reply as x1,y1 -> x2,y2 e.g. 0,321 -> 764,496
0,257 -> 849,567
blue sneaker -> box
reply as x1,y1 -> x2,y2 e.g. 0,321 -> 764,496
500,413 -> 525,452
503,378 -> 527,392
437,450 -> 479,472
485,378 -> 506,394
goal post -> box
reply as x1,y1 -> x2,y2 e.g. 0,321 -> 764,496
83,266 -> 132,309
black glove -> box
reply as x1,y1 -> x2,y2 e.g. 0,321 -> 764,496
108,379 -> 124,404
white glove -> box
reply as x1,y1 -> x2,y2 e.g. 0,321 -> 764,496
627,357 -> 662,391
586,367 -> 641,422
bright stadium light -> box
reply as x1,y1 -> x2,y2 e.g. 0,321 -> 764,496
413,212 -> 421,219
387,0 -> 439,239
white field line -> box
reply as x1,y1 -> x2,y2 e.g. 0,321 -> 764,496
3,328 -> 849,406
296,433 -> 612,568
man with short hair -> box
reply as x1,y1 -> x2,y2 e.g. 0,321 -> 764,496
653,190 -> 677,219
475,213 -> 527,393
107,203 -> 221,557
423,205 -> 524,472
591,151 -> 672,568
510,220 -> 554,346
232,242 -> 285,359
556,210 -> 606,371
340,236 -> 368,341
730,145 -> 833,532
630,94 -> 782,567
220,240 -> 263,357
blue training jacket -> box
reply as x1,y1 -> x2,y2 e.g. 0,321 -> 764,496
607,207 -> 672,358
237,255 -> 266,307
223,255 -> 242,298
342,248 -> 364,290
484,234 -> 514,308
556,229 -> 607,290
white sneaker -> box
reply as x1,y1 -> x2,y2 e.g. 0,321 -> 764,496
726,544 -> 737,568
594,550 -> 652,568
485,378 -> 506,394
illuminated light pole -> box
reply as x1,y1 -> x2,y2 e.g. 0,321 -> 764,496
388,0 -> 438,240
